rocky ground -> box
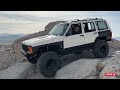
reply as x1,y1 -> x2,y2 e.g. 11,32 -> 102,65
23,48 -> 120,79
0,44 -> 16,70
0,46 -> 119,79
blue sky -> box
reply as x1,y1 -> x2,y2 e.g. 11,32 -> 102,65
0,11 -> 120,37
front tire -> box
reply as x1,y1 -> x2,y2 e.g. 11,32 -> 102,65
37,51 -> 61,77
92,40 -> 109,58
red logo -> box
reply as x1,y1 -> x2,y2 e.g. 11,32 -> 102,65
105,72 -> 117,76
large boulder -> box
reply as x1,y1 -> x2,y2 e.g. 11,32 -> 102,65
55,59 -> 101,79
0,62 -> 35,79
97,53 -> 120,79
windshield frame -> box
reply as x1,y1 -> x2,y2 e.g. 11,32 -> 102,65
49,23 -> 69,36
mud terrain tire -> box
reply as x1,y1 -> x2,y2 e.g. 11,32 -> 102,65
92,40 -> 109,58
37,51 -> 61,77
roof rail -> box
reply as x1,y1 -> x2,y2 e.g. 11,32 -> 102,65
68,19 -> 80,22
66,18 -> 103,23
82,18 -> 103,21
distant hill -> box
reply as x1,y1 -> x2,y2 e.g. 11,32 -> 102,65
0,34 -> 27,44
113,37 -> 120,41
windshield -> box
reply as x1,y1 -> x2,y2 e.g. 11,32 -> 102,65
49,23 -> 69,36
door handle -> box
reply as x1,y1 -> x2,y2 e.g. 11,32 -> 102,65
80,35 -> 84,36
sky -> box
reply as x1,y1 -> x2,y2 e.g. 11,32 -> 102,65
0,11 -> 120,37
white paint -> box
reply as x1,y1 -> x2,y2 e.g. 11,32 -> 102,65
82,21 -> 98,44
64,34 -> 84,48
84,31 -> 98,44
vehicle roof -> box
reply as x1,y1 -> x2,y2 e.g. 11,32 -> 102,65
65,18 -> 106,23
57,18 -> 107,25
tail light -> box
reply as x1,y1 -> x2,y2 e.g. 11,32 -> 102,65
28,47 -> 33,54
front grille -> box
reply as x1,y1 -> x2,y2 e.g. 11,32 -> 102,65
22,44 -> 28,52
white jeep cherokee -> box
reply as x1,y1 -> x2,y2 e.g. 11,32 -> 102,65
21,18 -> 112,77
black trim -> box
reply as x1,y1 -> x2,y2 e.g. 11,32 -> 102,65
22,41 -> 63,55
22,41 -> 94,61
21,41 -> 64,62
60,43 -> 94,55
98,30 -> 111,41
36,41 -> 63,50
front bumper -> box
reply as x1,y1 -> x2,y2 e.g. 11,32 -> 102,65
21,49 -> 32,59
21,49 -> 27,56
21,49 -> 38,61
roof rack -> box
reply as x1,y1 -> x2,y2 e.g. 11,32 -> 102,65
67,19 -> 80,22
66,18 -> 103,23
82,18 -> 103,21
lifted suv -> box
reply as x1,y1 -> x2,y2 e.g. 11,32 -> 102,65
21,18 -> 112,77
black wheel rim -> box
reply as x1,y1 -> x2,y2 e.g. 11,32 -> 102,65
46,59 -> 57,71
100,46 -> 106,54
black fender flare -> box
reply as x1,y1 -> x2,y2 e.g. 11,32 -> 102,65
95,36 -> 107,43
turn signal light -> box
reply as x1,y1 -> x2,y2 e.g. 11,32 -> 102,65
28,47 -> 33,54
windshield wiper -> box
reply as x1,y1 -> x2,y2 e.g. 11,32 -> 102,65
52,33 -> 58,36
49,33 -> 59,36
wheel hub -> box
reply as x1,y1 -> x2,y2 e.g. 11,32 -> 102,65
46,59 -> 56,70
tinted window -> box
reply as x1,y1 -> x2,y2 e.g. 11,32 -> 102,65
83,22 -> 96,33
66,23 -> 82,36
96,21 -> 108,30
71,24 -> 82,35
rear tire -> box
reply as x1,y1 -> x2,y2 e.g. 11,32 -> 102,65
92,40 -> 109,58
37,51 -> 61,77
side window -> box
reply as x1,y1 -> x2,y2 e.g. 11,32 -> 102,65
96,21 -> 108,30
83,22 -> 96,33
66,23 -> 82,36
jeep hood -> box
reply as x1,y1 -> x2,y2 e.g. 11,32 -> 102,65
22,35 -> 63,47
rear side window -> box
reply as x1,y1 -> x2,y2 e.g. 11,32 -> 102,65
96,21 -> 108,30
83,22 -> 96,33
